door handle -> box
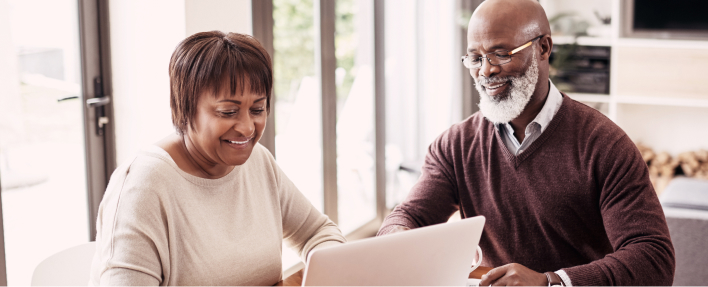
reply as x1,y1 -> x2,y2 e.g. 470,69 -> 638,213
89,77 -> 110,136
86,96 -> 111,108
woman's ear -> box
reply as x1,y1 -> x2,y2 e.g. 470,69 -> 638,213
539,35 -> 553,61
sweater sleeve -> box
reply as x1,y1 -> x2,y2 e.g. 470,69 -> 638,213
561,134 -> 675,286
377,130 -> 460,236
277,163 -> 346,263
94,168 -> 167,286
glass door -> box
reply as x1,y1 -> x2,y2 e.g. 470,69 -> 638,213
271,0 -> 324,271
267,0 -> 387,242
0,0 -> 112,285
334,0 -> 377,234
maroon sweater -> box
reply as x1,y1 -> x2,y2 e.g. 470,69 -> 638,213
379,96 -> 675,286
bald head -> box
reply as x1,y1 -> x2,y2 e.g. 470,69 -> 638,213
466,0 -> 555,125
469,0 -> 550,42
466,0 -> 552,81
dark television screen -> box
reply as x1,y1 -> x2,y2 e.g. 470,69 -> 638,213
634,0 -> 708,31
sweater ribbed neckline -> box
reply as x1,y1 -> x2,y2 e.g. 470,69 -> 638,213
140,145 -> 242,187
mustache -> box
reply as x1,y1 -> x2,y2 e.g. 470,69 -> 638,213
475,75 -> 514,86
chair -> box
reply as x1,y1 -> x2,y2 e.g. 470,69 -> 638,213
31,242 -> 96,286
660,177 -> 708,285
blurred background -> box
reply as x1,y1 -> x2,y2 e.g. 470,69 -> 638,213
1,0 -> 708,285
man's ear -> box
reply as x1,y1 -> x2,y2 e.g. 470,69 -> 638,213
539,35 -> 553,61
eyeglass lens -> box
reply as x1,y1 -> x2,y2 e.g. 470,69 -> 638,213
464,52 -> 512,68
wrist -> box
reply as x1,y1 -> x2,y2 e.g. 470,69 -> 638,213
544,271 -> 564,286
390,225 -> 411,233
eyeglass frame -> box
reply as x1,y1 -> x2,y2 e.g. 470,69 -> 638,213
461,35 -> 545,69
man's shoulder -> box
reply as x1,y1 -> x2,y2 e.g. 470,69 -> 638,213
443,112 -> 494,141
558,95 -> 636,158
425,112 -> 496,162
427,113 -> 489,153
561,95 -> 626,140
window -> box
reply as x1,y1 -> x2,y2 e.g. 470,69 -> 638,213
272,0 -> 324,213
0,0 -> 114,284
265,0 -> 472,241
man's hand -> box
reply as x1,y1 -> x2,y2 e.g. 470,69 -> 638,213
478,263 -> 548,286
386,225 -> 410,234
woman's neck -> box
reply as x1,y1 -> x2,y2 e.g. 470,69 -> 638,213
159,133 -> 234,179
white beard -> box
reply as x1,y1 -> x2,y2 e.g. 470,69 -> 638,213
474,50 -> 539,124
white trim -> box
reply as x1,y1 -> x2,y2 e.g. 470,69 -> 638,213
555,270 -> 573,287
552,35 -> 612,47
615,38 -> 708,50
566,93 -> 611,103
615,95 -> 708,108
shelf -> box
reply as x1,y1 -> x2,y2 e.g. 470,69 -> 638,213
615,95 -> 708,108
567,93 -> 610,103
552,35 -> 612,47
567,94 -> 708,107
615,38 -> 708,50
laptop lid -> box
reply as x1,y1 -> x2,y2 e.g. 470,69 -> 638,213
301,216 -> 486,286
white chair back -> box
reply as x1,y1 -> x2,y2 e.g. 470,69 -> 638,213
31,242 -> 96,286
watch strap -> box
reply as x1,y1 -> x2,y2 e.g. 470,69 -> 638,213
545,271 -> 564,286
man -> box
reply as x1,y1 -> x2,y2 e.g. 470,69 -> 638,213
377,0 -> 675,285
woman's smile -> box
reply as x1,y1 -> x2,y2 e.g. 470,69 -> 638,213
223,136 -> 254,150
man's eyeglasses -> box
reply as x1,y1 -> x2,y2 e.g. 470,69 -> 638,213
461,35 -> 544,69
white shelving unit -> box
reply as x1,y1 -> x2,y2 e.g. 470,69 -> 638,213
540,0 -> 708,156
614,95 -> 708,108
567,93 -> 611,103
552,35 -> 612,47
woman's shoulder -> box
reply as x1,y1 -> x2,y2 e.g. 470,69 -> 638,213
98,148 -> 179,229
106,146 -> 188,198
131,146 -> 184,179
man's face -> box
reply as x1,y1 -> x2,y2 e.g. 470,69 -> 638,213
466,23 -> 540,124
474,49 -> 539,124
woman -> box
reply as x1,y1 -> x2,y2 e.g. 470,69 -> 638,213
89,31 -> 346,286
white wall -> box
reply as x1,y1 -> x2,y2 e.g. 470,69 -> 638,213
110,0 -> 186,165
110,0 -> 252,165
185,0 -> 251,36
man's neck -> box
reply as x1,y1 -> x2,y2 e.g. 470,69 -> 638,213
509,80 -> 550,143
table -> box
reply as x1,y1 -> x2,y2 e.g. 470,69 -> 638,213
275,266 -> 493,286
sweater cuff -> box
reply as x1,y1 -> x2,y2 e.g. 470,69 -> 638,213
376,224 -> 408,236
306,240 -> 343,262
555,270 -> 572,287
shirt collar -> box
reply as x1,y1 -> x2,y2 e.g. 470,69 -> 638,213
495,79 -> 563,131
531,79 -> 563,134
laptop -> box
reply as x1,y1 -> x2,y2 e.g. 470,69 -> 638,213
301,216 -> 486,286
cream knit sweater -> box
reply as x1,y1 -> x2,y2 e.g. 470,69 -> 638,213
89,144 -> 345,285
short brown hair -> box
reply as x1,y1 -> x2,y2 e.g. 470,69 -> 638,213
169,31 -> 273,135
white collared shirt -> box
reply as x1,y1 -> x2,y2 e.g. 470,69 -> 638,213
497,79 -> 563,156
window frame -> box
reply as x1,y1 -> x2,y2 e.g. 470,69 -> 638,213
253,0 -> 388,242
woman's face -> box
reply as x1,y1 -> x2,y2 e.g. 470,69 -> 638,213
187,84 -> 267,167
